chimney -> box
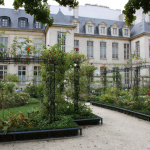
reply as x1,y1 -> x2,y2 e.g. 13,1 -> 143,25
73,7 -> 79,18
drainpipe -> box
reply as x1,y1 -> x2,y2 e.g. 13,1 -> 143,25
130,40 -> 132,85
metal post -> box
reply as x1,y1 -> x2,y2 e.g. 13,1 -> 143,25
74,61 -> 80,114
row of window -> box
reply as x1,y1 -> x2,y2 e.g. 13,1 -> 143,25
74,40 -> 131,59
0,16 -> 42,29
0,66 -> 41,83
0,37 -> 42,56
0,65 -> 137,85
72,20 -> 130,37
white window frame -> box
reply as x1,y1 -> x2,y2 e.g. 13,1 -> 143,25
101,27 -> 105,34
18,38 -> 26,55
112,43 -> 118,59
100,42 -> 106,59
88,25 -> 93,33
57,32 -> 65,52
18,66 -> 26,83
34,66 -> 41,83
125,68 -> 129,84
87,41 -> 93,57
113,28 -> 117,35
124,44 -> 130,59
0,37 -> 8,54
74,40 -> 79,53
0,65 -> 7,79
124,29 -> 128,36
135,41 -> 140,56
34,39 -> 42,56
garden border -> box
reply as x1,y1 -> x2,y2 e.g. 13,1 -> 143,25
91,102 -> 150,121
74,117 -> 103,125
0,127 -> 82,142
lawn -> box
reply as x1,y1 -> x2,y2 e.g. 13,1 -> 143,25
0,103 -> 40,119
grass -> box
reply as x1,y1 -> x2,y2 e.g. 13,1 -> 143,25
0,103 -> 40,119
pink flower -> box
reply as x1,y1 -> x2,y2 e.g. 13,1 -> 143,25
123,63 -> 125,65
137,62 -> 139,63
126,60 -> 128,62
91,63 -> 93,65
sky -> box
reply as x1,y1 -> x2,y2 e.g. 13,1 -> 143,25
0,0 -> 129,11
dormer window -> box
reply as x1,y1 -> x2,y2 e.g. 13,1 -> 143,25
113,28 -> 117,35
124,29 -> 128,36
86,21 -> 94,34
99,22 -> 107,35
88,25 -> 92,33
0,16 -> 10,27
18,18 -> 28,28
71,19 -> 80,33
122,25 -> 130,37
101,27 -> 105,34
111,23 -> 119,36
35,21 -> 42,29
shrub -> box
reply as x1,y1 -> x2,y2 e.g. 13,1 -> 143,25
0,92 -> 30,109
0,111 -> 32,133
24,84 -> 43,98
100,94 -> 116,104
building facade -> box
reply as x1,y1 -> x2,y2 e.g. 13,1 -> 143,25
0,4 -> 150,87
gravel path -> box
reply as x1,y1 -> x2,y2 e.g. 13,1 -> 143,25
0,103 -> 150,150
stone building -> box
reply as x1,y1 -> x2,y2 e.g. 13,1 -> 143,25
0,4 -> 150,87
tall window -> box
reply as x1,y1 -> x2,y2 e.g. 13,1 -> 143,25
124,29 -> 128,36
18,38 -> 26,55
57,32 -> 65,52
100,42 -> 106,59
101,27 -> 105,34
74,40 -> 79,53
135,41 -> 140,56
124,44 -> 130,59
0,37 -> 8,54
18,66 -> 26,83
113,28 -> 117,35
34,39 -> 42,56
34,66 -> 41,83
125,68 -> 129,84
0,66 -> 7,79
88,25 -> 92,33
87,41 -> 93,57
112,43 -> 118,59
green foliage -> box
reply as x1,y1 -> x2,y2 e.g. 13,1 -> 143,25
24,84 -> 43,98
4,73 -> 20,83
0,92 -> 30,109
123,0 -> 150,26
0,0 -> 78,26
0,111 -> 32,133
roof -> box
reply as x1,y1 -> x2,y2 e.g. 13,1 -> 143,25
50,11 -> 128,37
0,8 -> 45,30
131,21 -> 150,38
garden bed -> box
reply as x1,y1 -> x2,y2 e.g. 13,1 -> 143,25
79,98 -> 99,102
0,127 -> 82,142
91,101 -> 150,121
74,117 -> 103,125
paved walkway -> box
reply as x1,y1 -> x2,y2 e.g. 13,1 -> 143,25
0,103 -> 150,150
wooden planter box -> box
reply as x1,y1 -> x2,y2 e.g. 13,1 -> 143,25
0,127 -> 82,142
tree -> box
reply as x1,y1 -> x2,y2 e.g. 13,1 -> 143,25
123,0 -> 150,26
0,0 -> 79,26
